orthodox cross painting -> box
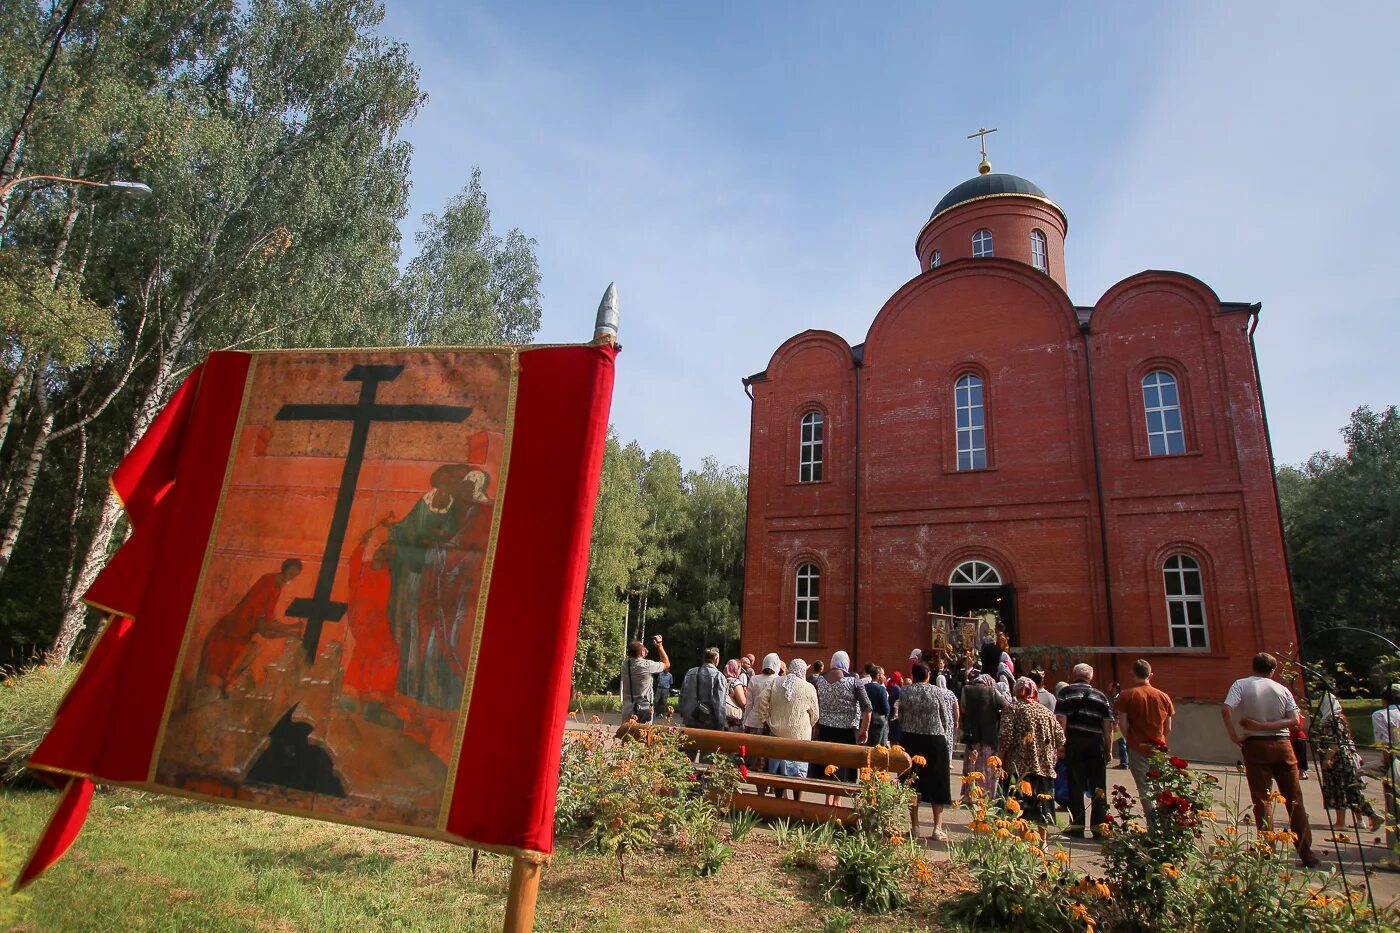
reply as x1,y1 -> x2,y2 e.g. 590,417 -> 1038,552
155,350 -> 514,830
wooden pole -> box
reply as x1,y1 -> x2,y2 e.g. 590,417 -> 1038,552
502,857 -> 542,933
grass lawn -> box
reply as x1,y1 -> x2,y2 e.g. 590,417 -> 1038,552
1339,698 -> 1380,745
0,787 -> 957,932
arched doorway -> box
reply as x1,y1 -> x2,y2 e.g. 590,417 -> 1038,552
931,559 -> 1018,643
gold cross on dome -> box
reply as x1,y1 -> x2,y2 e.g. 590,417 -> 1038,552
967,127 -> 997,174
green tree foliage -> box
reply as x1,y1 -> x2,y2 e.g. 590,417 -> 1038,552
0,0 -> 543,662
399,168 -> 542,346
573,438 -> 749,695
663,457 -> 747,668
573,432 -> 644,695
1279,405 -> 1400,693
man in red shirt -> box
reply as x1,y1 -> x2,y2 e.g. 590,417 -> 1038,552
1114,658 -> 1176,822
198,559 -> 303,697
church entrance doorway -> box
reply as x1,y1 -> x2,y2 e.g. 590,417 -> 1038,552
931,560 -> 1018,643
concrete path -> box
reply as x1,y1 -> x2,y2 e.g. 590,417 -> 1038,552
565,712 -> 1400,909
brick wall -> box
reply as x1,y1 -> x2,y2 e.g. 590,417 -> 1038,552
741,211 -> 1298,705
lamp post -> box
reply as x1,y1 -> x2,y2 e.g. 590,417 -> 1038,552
0,173 -> 152,200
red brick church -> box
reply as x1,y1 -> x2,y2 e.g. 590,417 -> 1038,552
738,153 -> 1298,716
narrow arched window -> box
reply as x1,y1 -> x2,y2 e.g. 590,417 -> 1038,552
930,249 -> 941,270
1142,371 -> 1186,455
1030,229 -> 1048,273
954,374 -> 986,470
799,410 -> 824,482
795,563 -> 820,643
972,229 -> 994,258
1163,555 -> 1208,648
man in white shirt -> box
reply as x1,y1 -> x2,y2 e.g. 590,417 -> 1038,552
621,635 -> 669,723
1373,684 -> 1400,861
1221,652 -> 1317,866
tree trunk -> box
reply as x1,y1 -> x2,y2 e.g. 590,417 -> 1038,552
0,404 -> 53,579
48,303 -> 192,664
62,424 -> 87,597
0,359 -> 33,463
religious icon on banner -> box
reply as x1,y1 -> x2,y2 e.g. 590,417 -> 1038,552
155,350 -> 512,829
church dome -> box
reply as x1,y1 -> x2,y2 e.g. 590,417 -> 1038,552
930,173 -> 1062,223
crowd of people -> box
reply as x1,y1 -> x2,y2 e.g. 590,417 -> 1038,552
616,634 -> 1400,867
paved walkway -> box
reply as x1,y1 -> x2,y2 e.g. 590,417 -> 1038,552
918,756 -> 1400,910
566,712 -> 1400,909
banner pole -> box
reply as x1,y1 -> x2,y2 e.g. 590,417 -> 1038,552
502,857 -> 542,932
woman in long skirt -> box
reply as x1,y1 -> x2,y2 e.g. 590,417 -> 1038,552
898,662 -> 959,842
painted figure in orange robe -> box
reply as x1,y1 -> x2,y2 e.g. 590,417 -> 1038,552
342,519 -> 401,707
198,559 -> 303,696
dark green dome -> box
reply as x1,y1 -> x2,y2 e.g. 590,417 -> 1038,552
930,173 -> 1057,221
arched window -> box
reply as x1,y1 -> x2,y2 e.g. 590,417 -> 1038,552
930,249 -> 941,270
799,410 -> 824,482
794,563 -> 820,643
950,560 -> 1001,587
1163,555 -> 1208,648
1141,371 -> 1186,455
972,228 -> 994,258
1030,229 -> 1048,273
954,374 -> 986,470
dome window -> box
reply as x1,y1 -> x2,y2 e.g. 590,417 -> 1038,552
1030,229 -> 1048,273
972,229 -> 993,258
930,250 -> 941,270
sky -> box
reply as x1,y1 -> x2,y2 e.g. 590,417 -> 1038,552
378,0 -> 1400,473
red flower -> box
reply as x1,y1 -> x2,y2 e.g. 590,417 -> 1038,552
1147,770 -> 1161,779
1149,737 -> 1169,750
739,744 -> 747,756
1169,756 -> 1188,769
1156,790 -> 1176,806
738,763 -> 749,779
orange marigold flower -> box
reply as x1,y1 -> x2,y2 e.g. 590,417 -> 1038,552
1005,798 -> 1023,815
1161,862 -> 1180,878
986,755 -> 1003,769
889,835 -> 904,845
911,755 -> 928,767
1053,849 -> 1071,864
996,828 -> 1012,838
1018,780 -> 1033,796
824,764 -> 838,777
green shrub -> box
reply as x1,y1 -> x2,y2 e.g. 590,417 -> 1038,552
728,809 -> 760,842
0,664 -> 77,782
827,831 -> 908,913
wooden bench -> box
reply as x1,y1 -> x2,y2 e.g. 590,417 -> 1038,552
616,723 -> 912,825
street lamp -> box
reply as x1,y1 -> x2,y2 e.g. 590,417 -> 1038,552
0,173 -> 153,200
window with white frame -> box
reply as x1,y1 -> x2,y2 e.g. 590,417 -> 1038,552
1163,554 -> 1208,648
799,410 -> 824,482
1030,229 -> 1048,273
950,560 -> 1001,587
1141,371 -> 1186,455
954,373 -> 987,470
972,228 -> 994,257
795,563 -> 820,643
930,249 -> 941,269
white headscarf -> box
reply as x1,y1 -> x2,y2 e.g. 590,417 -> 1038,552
761,652 -> 782,675
909,648 -> 923,661
782,659 -> 808,701
831,650 -> 851,673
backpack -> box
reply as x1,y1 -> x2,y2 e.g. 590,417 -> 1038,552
689,668 -> 718,725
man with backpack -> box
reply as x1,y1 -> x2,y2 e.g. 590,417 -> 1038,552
679,647 -> 728,731
620,634 -> 670,723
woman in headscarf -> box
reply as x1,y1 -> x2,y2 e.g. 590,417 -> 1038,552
998,676 -> 1065,824
899,662 -> 959,842
887,671 -> 905,745
761,657 -> 821,796
960,671 -> 1007,802
723,659 -> 748,731
741,653 -> 783,774
1315,688 -> 1382,831
1374,684 -> 1400,867
816,650 -> 873,787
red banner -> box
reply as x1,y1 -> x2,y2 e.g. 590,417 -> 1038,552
19,343 -> 616,888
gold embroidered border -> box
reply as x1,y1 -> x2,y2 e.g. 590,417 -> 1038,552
437,348 -> 521,828
148,356 -> 260,781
